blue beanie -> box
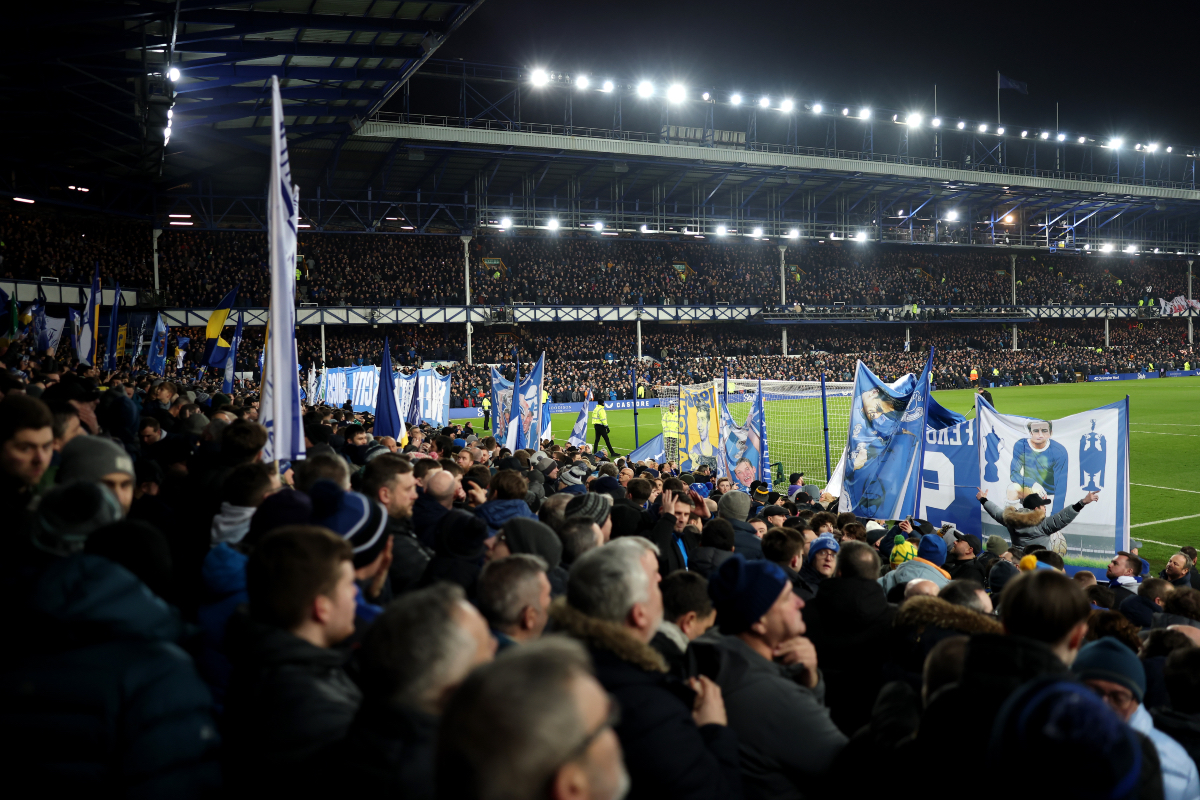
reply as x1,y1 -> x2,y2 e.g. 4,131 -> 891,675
308,479 -> 389,570
807,533 -> 840,560
917,533 -> 947,566
708,554 -> 788,634
1072,637 -> 1146,703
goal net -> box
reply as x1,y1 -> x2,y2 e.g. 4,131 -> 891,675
654,379 -> 853,490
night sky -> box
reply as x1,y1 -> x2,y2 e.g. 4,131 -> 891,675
439,0 -> 1198,150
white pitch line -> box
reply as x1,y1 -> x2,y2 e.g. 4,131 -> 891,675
1130,431 -> 1200,437
1140,538 -> 1182,547
1132,483 -> 1200,494
1130,423 -> 1200,427
1132,513 -> 1200,528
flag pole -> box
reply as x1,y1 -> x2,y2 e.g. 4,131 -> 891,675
996,70 -> 1000,126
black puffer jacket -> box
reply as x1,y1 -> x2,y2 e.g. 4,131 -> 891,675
221,612 -> 362,793
0,553 -> 221,796
315,702 -> 438,799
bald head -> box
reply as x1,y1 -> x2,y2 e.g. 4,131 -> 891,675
427,469 -> 458,507
905,580 -> 938,599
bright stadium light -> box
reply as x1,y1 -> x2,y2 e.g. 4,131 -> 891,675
1135,143 -> 1143,151
812,103 -> 823,113
956,120 -> 966,129
1057,132 -> 1066,142
576,75 -> 589,89
787,228 -> 799,238
531,69 -> 549,86
945,210 -> 958,221
996,127 -> 1005,134
907,113 -> 921,126
1078,136 -> 1086,144
931,117 -> 941,127
752,227 -> 764,237
859,107 -> 871,119
593,221 -> 604,231
499,217 -> 512,228
13,197 -> 35,204
1166,146 -> 1173,153
702,91 -> 710,101
759,96 -> 770,108
1110,138 -> 1123,148
637,81 -> 653,98
716,226 -> 727,236
978,123 -> 988,132
601,80 -> 614,93
730,93 -> 742,105
1040,131 -> 1050,139
640,224 -> 649,233
168,67 -> 180,82
547,218 -> 559,230
1005,215 -> 1014,223
856,231 -> 867,241
1148,143 -> 1159,152
167,109 -> 173,119
667,84 -> 686,103
1020,130 -> 1028,138
780,99 -> 794,112
1100,243 -> 1114,252
842,107 -> 849,116
1124,245 -> 1136,253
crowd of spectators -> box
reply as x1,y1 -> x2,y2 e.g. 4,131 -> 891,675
3,205 -> 1192,308
5,322 -> 1200,799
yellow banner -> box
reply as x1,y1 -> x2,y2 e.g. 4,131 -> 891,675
678,381 -> 719,472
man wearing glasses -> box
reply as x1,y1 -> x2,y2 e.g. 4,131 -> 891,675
1009,418 -> 1069,515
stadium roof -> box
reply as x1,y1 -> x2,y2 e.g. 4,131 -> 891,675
1,0 -> 483,181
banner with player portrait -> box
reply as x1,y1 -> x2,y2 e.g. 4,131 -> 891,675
976,396 -> 1130,559
490,368 -> 514,439
717,380 -> 770,492
678,381 -> 719,473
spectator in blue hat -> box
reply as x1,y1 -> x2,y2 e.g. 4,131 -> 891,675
695,553 -> 847,798
795,533 -> 839,601
1074,637 -> 1200,800
878,533 -> 952,596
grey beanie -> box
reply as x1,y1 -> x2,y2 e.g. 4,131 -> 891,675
565,492 -> 611,527
57,436 -> 135,485
33,481 -> 123,555
717,490 -> 752,522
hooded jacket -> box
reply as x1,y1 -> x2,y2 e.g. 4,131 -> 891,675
727,518 -> 764,559
385,516 -> 434,597
981,497 -> 1082,549
877,557 -> 952,595
473,497 -> 536,537
690,632 -> 847,800
197,542 -> 249,705
411,494 -> 452,549
550,600 -> 743,800
1118,593 -> 1161,629
886,596 -> 1004,687
316,702 -> 438,799
0,554 -> 221,796
689,546 -> 735,578
500,517 -> 570,596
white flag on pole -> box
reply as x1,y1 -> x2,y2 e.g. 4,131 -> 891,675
261,75 -> 306,463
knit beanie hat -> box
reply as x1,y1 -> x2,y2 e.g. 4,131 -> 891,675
57,435 -> 135,485
309,479 -> 389,568
500,517 -> 563,569
591,476 -> 623,496
708,554 -> 788,634
246,489 -> 314,549
917,533 -> 947,566
33,481 -> 123,556
717,490 -> 752,522
560,463 -> 590,486
807,533 -> 840,561
988,559 -> 1020,595
986,535 -> 1008,557
891,535 -> 918,565
1072,637 -> 1146,703
565,492 -> 610,527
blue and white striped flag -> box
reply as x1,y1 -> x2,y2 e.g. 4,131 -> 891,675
222,310 -> 245,395
260,75 -> 306,463
568,390 -> 592,447
78,263 -> 101,366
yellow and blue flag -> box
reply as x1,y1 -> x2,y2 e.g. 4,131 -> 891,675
202,285 -> 239,366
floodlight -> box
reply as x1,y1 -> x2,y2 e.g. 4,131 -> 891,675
716,226 -> 727,236
167,109 -> 173,119
842,108 -> 849,116
812,103 -> 823,113
1005,215 -> 1014,223
14,197 -> 35,204
1100,243 -> 1114,252
547,219 -> 559,230
601,80 -> 614,93
787,229 -> 799,238
956,120 -> 965,129
1084,244 -> 1090,250
780,99 -> 794,112
702,91 -> 710,101
856,231 -> 867,241
168,67 -> 180,82
1124,245 -> 1136,253
996,127 -> 1005,134
1148,143 -> 1158,152
640,224 -> 649,233
1078,136 -> 1085,143
931,117 -> 941,127
1040,131 -> 1049,139
1020,130 -> 1028,138
945,210 -> 958,221
499,217 -> 512,228
859,107 -> 871,119
907,113 -> 921,126
978,123 -> 988,132
637,81 -> 653,98
531,69 -> 549,86
1166,146 -> 1173,153
593,221 -> 604,231
576,75 -> 589,89
752,227 -> 764,237
759,96 -> 770,108
163,127 -> 171,140
1110,138 -> 1122,147
667,84 -> 686,103
168,214 -> 191,218
1135,143 -> 1143,151
730,93 -> 742,105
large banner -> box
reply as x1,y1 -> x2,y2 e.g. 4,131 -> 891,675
505,353 -> 546,450
491,368 -> 515,438
977,396 -> 1129,557
920,409 -> 982,537
679,381 -> 719,473
717,381 -> 770,492
1159,295 -> 1200,316
840,355 -> 935,518
418,368 -> 451,427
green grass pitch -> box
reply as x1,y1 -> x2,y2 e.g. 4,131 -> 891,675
548,376 -> 1200,573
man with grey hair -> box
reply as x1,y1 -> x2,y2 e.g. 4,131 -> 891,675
323,583 -> 495,796
294,452 -> 352,492
436,637 -> 629,800
477,554 -> 553,651
551,538 -> 742,799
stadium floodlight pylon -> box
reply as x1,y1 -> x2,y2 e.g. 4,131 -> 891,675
655,378 -> 853,488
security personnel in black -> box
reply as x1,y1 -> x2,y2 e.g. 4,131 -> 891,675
591,398 -> 617,455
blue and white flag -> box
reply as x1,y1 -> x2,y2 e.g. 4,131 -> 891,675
68,308 -> 81,359
222,310 -> 245,395
491,367 -> 515,436
374,337 -> 403,440
397,370 -> 420,425
628,433 -> 665,464
78,263 -> 101,366
147,313 -> 168,375
997,72 -> 1028,94
260,74 -> 305,463
32,300 -> 49,352
417,368 -> 451,426
104,281 -> 122,370
568,390 -> 592,447
514,353 -> 545,450
717,380 -> 770,492
919,396 -> 978,535
976,395 -> 1129,556
840,351 -> 937,518
504,355 -> 522,451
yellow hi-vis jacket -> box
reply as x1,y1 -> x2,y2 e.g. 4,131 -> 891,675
590,406 -> 608,426
662,410 -> 679,439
